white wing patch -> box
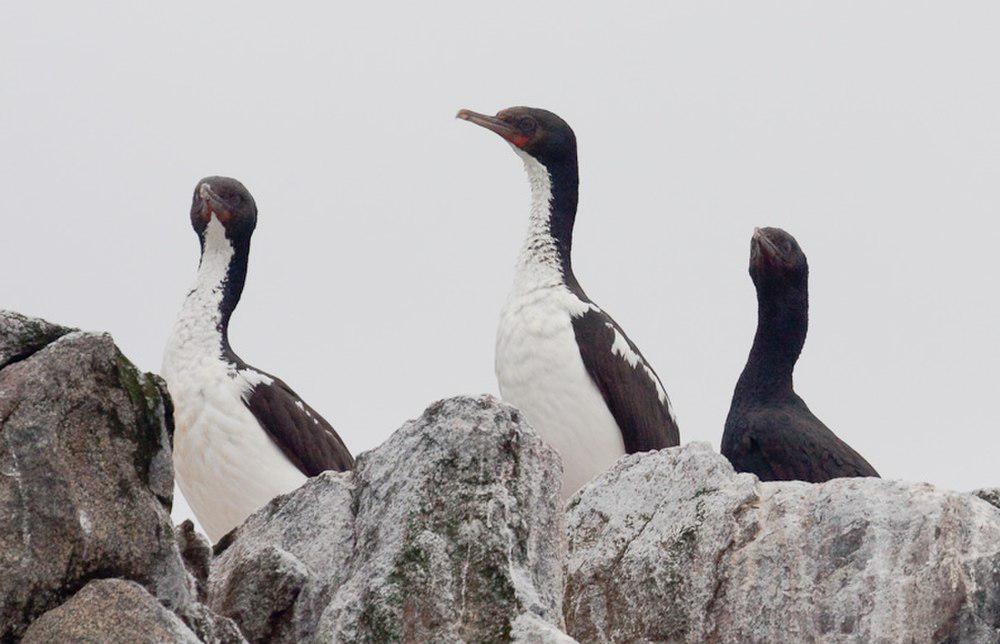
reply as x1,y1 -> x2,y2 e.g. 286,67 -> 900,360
237,368 -> 274,402
607,322 -> 674,417
241,369 -> 273,387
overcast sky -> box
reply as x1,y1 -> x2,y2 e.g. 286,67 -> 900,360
3,2 -> 998,530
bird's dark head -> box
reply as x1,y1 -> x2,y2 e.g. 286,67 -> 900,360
190,176 -> 257,242
749,227 -> 808,295
457,106 -> 577,168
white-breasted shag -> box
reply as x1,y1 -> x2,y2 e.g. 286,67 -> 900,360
458,107 -> 680,500
162,176 -> 352,541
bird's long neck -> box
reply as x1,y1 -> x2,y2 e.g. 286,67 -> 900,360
733,284 -> 809,404
175,217 -> 250,358
512,149 -> 580,292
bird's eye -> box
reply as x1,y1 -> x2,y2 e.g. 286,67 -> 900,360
517,117 -> 537,134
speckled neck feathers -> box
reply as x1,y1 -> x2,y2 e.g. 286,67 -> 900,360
512,148 -> 581,295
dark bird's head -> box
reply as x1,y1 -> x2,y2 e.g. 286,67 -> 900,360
191,176 -> 257,243
456,106 -> 577,169
749,227 -> 808,296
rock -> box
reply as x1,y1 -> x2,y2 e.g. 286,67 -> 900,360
565,442 -> 1000,643
510,613 -> 579,643
172,600 -> 247,644
177,520 -> 213,602
0,312 -> 238,642
21,579 -> 199,644
215,545 -> 309,642
0,327 -> 185,638
209,471 -> 355,642
973,488 -> 1000,511
211,395 -> 566,642
0,310 -> 73,370
318,395 -> 565,642
13,306 -> 995,642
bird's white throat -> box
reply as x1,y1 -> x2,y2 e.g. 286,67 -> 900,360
512,149 -> 565,290
166,217 -> 233,364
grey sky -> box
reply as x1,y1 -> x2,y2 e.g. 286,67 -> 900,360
3,2 -> 998,530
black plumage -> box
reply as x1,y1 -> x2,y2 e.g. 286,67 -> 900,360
721,227 -> 878,482
572,308 -> 680,452
243,368 -> 354,476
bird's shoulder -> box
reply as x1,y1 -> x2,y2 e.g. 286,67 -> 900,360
235,363 -> 354,476
569,305 -> 679,451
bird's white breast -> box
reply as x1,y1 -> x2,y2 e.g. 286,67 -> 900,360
496,281 -> 626,501
161,218 -> 305,542
496,149 -> 627,500
162,353 -> 306,542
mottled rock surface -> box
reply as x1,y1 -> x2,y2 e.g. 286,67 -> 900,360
208,471 -> 355,642
317,396 -> 565,642
0,327 -> 186,638
0,312 -> 239,642
510,613 -> 579,643
6,309 -> 999,643
0,310 -> 73,370
565,442 -> 1000,643
22,579 -> 200,644
177,519 -> 213,602
974,488 -> 1000,511
211,395 -> 566,642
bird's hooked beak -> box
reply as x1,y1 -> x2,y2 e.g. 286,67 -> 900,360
456,109 -> 529,148
198,183 -> 231,224
751,227 -> 785,267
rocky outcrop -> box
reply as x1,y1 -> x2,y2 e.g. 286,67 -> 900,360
0,311 -> 239,642
209,396 -> 566,643
565,443 -> 1000,643
4,309 -> 1000,643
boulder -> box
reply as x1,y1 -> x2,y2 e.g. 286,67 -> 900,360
317,395 -> 565,642
0,312 -> 239,642
565,442 -> 1000,643
210,395 -> 567,642
22,579 -> 200,644
208,471 -> 355,642
0,310 -> 73,370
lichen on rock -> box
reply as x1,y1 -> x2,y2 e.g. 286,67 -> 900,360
565,442 -> 1000,643
0,311 -> 238,642
211,395 -> 567,642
